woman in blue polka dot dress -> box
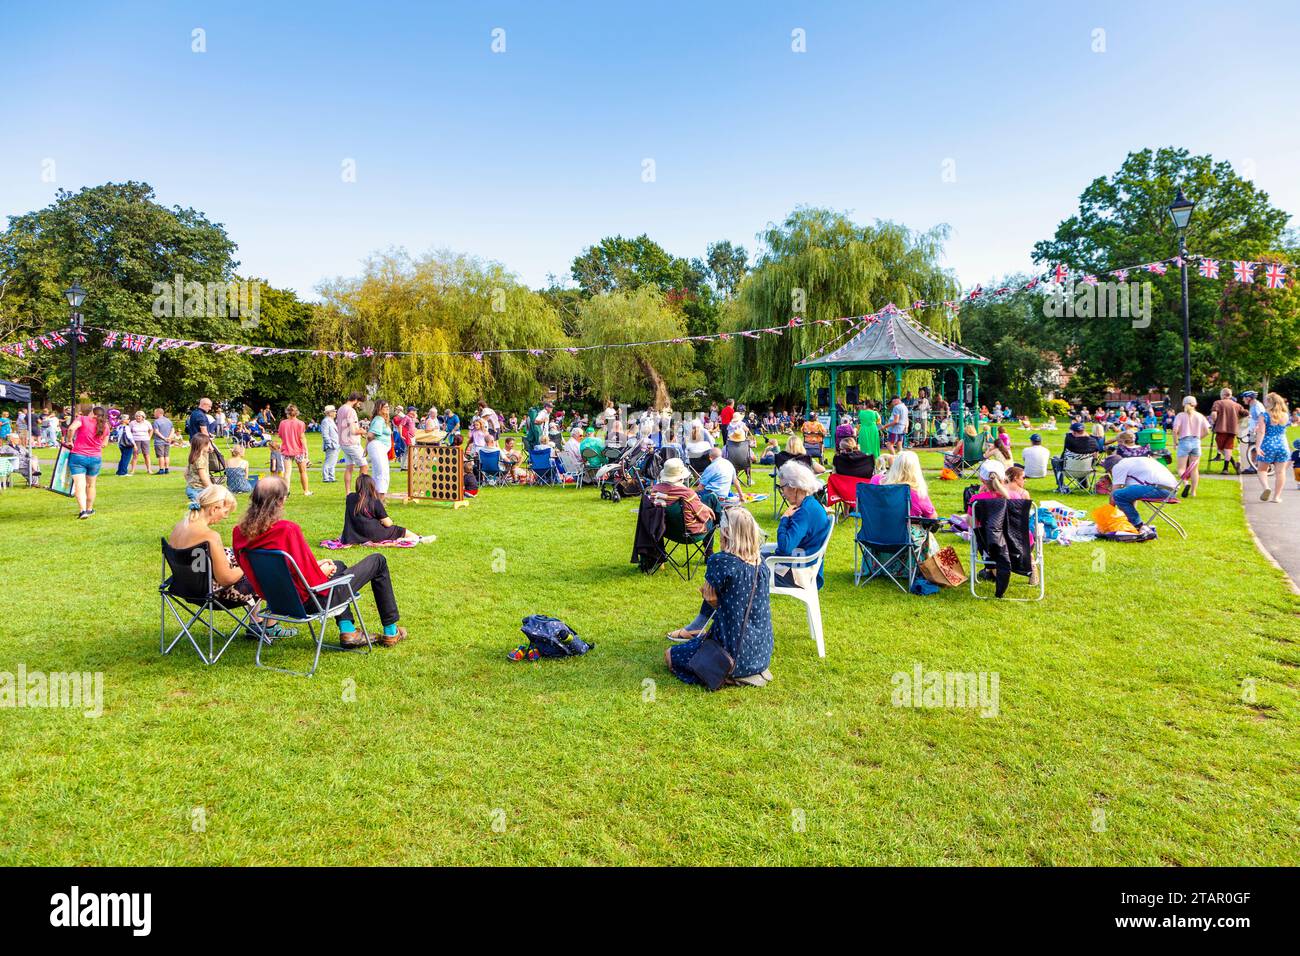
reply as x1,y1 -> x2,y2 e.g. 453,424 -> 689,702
1254,392 -> 1291,503
666,507 -> 774,687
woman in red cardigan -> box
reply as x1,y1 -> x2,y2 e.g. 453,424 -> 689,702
233,476 -> 407,647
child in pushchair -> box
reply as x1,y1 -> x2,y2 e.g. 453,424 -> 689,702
598,442 -> 654,502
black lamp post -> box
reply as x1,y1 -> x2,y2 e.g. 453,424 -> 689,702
64,281 -> 86,421
1168,188 -> 1196,397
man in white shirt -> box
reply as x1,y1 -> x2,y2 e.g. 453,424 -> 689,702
698,447 -> 742,500
885,397 -> 909,453
1021,433 -> 1051,479
1107,454 -> 1177,530
1242,391 -> 1267,475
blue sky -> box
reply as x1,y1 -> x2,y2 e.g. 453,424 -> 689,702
2,1 -> 1297,300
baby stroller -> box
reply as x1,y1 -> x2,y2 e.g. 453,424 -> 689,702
599,443 -> 653,502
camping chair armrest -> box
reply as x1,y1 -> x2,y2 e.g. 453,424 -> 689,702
310,574 -> 356,594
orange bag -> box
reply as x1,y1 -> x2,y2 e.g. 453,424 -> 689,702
1091,504 -> 1137,535
939,467 -> 958,481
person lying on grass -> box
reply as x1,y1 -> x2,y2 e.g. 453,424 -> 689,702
233,476 -> 408,648
168,484 -> 296,640
342,474 -> 435,546
665,506 -> 774,688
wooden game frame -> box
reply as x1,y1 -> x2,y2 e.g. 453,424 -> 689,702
405,442 -> 466,505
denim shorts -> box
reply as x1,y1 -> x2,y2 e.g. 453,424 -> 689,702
67,452 -> 102,477
1176,435 -> 1202,457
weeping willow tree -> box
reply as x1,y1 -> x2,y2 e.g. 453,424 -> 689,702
576,287 -> 702,409
720,208 -> 961,404
310,250 -> 576,411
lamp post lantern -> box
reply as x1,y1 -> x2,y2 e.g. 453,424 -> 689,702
64,281 -> 86,422
1167,188 -> 1196,397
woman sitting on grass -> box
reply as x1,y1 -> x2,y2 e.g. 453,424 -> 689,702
233,476 -> 408,648
665,506 -> 774,688
342,474 -> 435,546
168,485 -> 295,640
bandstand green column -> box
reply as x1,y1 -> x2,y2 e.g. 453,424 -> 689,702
956,366 -> 965,437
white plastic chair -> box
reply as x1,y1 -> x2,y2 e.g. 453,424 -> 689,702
763,532 -> 832,659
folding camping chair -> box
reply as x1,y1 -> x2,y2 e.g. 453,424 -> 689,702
658,490 -> 719,581
0,456 -> 14,490
852,483 -> 922,592
240,548 -> 371,678
765,530 -> 831,658
159,538 -> 256,665
558,449 -> 591,489
969,498 -> 1044,600
1058,451 -> 1097,494
1129,464 -> 1193,540
478,448 -> 506,487
528,447 -> 560,485
944,434 -> 987,480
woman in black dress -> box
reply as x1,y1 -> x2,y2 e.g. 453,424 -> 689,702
342,474 -> 434,545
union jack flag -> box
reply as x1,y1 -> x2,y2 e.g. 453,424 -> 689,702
1111,270 -> 1128,282
967,286 -> 982,301
787,316 -> 801,327
1198,259 -> 1219,279
1233,260 -> 1255,283
993,286 -> 1010,296
1052,264 -> 1068,284
1146,262 -> 1167,276
716,333 -> 730,341
1264,263 -> 1287,288
1080,275 -> 1098,286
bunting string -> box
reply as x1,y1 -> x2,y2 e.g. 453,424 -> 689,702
1,251 -> 1293,362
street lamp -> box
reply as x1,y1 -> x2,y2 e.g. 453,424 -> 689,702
64,281 -> 86,421
1167,188 -> 1196,397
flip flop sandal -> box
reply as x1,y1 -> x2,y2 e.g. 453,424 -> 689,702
666,629 -> 702,643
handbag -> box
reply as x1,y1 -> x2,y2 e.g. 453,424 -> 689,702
685,564 -> 759,691
919,545 -> 967,587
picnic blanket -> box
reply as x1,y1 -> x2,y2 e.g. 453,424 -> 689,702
319,538 -> 418,550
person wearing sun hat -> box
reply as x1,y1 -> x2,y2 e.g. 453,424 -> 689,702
650,458 -> 715,534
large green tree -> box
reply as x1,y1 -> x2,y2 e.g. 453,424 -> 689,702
575,287 -> 701,409
957,278 -> 1066,416
720,208 -> 959,405
0,182 -> 256,409
313,251 -> 575,412
1032,147 -> 1293,393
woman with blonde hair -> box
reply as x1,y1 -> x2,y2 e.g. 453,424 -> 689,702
775,433 -> 824,474
665,506 -> 774,688
883,449 -> 937,518
1254,392 -> 1291,502
1172,395 -> 1211,497
167,485 -> 295,640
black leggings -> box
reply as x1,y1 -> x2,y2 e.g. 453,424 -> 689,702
325,554 -> 399,627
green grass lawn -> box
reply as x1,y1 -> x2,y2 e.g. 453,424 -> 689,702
0,427 -> 1297,865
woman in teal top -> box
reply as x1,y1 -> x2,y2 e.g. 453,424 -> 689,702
856,402 -> 882,458
366,400 -> 393,496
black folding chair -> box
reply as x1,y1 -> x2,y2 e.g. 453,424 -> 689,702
241,548 -> 371,678
159,538 -> 254,665
655,491 -> 719,581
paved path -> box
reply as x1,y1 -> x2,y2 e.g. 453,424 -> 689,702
1239,472 -> 1300,594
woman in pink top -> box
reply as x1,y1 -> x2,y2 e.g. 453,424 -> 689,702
65,404 -> 111,518
1171,395 -> 1211,498
277,404 -> 312,497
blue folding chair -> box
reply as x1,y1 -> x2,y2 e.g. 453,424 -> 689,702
479,448 -> 505,486
241,548 -> 371,677
529,447 -> 560,485
852,483 -> 919,592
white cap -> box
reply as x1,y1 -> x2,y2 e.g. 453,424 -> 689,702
978,459 -> 1006,482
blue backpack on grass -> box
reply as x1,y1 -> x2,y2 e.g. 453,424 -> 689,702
520,615 -> 593,658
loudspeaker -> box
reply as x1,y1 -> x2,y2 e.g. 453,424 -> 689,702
845,385 -> 859,405
816,387 -> 829,408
